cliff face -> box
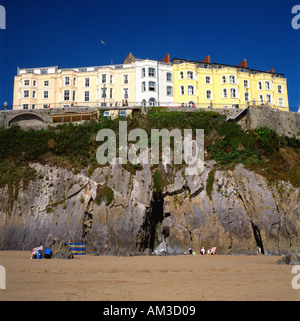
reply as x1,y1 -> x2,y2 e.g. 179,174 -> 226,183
0,161 -> 299,255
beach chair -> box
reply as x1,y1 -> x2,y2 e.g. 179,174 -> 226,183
44,248 -> 52,259
36,250 -> 43,259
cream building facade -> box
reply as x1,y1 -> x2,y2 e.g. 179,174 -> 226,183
13,62 -> 136,110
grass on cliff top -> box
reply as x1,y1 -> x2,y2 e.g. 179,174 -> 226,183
0,108 -> 299,190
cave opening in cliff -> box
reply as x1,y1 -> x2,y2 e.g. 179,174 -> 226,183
137,191 -> 165,252
251,222 -> 265,254
148,192 -> 164,250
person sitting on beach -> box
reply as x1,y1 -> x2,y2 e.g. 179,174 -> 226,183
188,247 -> 193,255
30,246 -> 39,259
200,247 -> 205,255
211,247 -> 217,255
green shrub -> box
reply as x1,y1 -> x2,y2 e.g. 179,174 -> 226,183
0,110 -> 299,191
95,184 -> 114,205
254,126 -> 279,152
206,168 -> 216,200
153,169 -> 164,197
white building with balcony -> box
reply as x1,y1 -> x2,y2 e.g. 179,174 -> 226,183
135,58 -> 175,107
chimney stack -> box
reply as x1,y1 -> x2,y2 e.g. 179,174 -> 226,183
161,53 -> 170,63
238,59 -> 247,68
237,59 -> 247,68
202,55 -> 211,64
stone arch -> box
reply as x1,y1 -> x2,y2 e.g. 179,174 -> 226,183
8,113 -> 45,128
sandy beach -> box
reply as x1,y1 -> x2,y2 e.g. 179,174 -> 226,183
0,251 -> 299,301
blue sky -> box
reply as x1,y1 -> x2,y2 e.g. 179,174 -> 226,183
0,0 -> 299,110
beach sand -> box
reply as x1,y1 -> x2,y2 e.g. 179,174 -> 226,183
0,251 -> 299,301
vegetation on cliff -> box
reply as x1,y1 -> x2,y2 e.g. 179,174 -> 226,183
0,108 -> 299,193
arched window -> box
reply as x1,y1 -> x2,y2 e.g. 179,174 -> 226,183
188,101 -> 196,108
149,98 -> 157,106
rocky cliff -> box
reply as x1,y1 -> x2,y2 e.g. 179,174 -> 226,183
0,160 -> 299,255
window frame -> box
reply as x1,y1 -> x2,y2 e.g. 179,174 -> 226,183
23,90 -> 30,98
187,85 -> 194,95
243,79 -> 249,88
167,86 -> 173,96
244,92 -> 250,102
101,87 -> 107,98
258,81 -> 263,90
230,88 -> 237,98
43,91 -> 49,99
84,90 -> 90,102
229,75 -> 236,84
64,76 -> 70,86
278,97 -> 284,107
205,76 -> 212,84
73,90 -> 77,101
149,97 -> 157,106
206,89 -> 212,99
148,81 -> 156,92
100,86 -> 107,99
64,89 -> 70,101
148,67 -> 155,77
187,71 -> 194,80
265,81 -> 271,90
180,85 -> 185,95
123,88 -> 129,99
166,72 -> 172,82
123,74 -> 129,84
120,110 -> 127,117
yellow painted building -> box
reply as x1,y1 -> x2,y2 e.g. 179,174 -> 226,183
172,57 -> 289,110
13,62 -> 136,110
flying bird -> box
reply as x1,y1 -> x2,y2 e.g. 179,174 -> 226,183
100,40 -> 106,45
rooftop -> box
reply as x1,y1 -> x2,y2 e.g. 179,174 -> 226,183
171,57 -> 284,77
